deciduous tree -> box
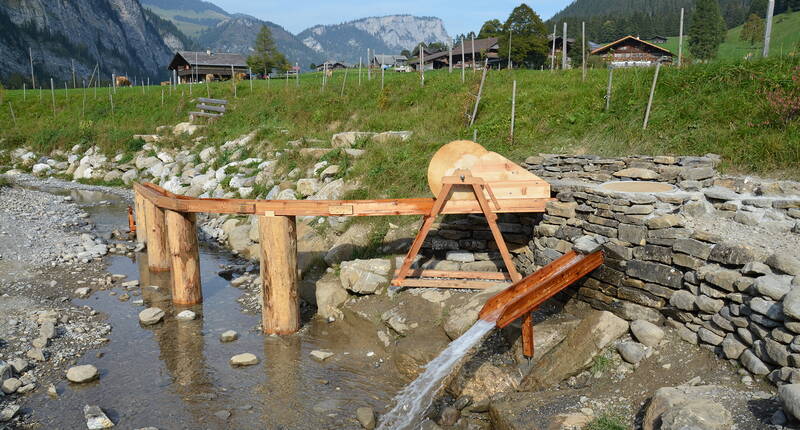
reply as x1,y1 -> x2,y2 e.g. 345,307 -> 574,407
499,3 -> 549,68
740,13 -> 765,46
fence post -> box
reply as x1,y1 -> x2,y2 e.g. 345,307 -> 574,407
8,103 -> 17,128
605,67 -> 614,112
469,59 -> 489,127
50,78 -> 55,117
678,8 -> 685,67
510,80 -> 517,143
763,0 -> 775,57
643,62 -> 661,130
259,214 -> 300,334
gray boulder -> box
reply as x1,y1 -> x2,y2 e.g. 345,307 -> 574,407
630,320 -> 665,347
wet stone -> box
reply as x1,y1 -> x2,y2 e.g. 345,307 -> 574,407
84,405 -> 114,430
230,353 -> 259,367
175,310 -> 196,321
138,307 -> 165,325
220,330 -> 238,342
356,407 -> 376,429
66,365 -> 99,383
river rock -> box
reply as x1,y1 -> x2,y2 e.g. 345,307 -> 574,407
630,320 -> 665,347
643,385 -> 732,430
356,407 -> 376,429
0,405 -> 20,422
617,342 -> 647,364
448,361 -> 519,403
443,285 -> 506,340
310,350 -> 335,361
1,378 -> 21,394
230,353 -> 259,367
519,310 -> 628,390
339,259 -> 391,294
779,384 -> 800,420
315,274 -> 349,320
66,364 -> 99,383
84,405 -> 114,429
175,310 -> 196,321
220,330 -> 238,342
138,307 -> 165,325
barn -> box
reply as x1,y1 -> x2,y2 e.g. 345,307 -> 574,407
591,36 -> 675,67
167,50 -> 248,83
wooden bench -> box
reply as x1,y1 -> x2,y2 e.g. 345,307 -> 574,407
189,97 -> 228,122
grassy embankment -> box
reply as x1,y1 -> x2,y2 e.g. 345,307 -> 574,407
0,54 -> 798,199
662,9 -> 800,60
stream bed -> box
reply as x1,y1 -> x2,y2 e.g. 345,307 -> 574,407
21,185 -> 404,429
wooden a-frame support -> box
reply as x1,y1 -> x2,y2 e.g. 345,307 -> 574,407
393,169 -> 523,289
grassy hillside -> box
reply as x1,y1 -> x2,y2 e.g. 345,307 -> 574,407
662,10 -> 800,60
1,56 -> 798,198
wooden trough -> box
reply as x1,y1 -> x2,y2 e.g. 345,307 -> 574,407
133,141 -> 554,335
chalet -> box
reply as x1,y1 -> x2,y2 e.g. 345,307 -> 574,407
547,35 -> 575,68
167,50 -> 248,83
315,61 -> 349,72
410,37 -> 500,70
371,55 -> 408,68
650,35 -> 668,44
590,36 -> 675,67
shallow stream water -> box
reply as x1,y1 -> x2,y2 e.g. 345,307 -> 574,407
23,186 -> 404,429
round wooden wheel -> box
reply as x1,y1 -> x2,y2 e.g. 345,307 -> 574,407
427,140 -> 488,198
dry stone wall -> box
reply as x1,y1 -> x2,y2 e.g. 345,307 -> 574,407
523,154 -> 800,386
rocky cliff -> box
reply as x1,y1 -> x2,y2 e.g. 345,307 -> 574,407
0,0 -> 180,85
298,15 -> 451,63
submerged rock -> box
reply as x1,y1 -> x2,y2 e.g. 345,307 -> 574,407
220,330 -> 238,342
230,353 -> 259,367
84,405 -> 114,429
356,407 -> 376,429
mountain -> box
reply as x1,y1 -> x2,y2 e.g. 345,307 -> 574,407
0,0 -> 181,85
297,15 -> 451,63
196,15 -> 323,68
140,0 -> 323,69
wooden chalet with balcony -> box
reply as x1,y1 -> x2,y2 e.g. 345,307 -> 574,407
168,50 -> 248,83
590,36 -> 675,68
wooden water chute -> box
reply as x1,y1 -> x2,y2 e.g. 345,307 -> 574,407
478,250 -> 605,358
132,140 -> 554,335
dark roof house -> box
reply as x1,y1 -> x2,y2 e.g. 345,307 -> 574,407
410,37 -> 500,70
590,36 -> 675,67
168,51 -> 249,82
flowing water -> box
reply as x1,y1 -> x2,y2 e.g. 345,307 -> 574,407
376,319 -> 496,430
19,185 -> 404,429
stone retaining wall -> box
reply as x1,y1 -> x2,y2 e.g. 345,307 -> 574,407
527,170 -> 800,386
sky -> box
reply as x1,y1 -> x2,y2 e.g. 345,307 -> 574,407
209,0 -> 574,36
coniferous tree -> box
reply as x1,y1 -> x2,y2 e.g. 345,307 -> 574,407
749,0 -> 769,17
688,0 -> 727,61
740,13 -> 765,45
500,3 -> 549,68
247,25 -> 288,73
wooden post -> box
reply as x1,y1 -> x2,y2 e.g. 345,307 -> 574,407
166,210 -> 202,305
461,41 -> 466,83
29,47 -> 35,89
23,83 -> 26,101
340,67 -> 348,97
296,62 -> 300,87
231,65 -> 236,98
449,42 -> 453,73
109,92 -> 114,115
381,66 -> 385,90
562,22 -> 567,70
259,215 -> 300,334
551,24 -> 556,71
144,198 -> 170,272
643,62 -> 661,130
508,30 -> 513,70
605,67 -> 614,112
50,78 -> 55,117
582,22 -> 586,81
134,189 -> 148,244
420,44 -> 425,86
71,59 -> 76,89
161,88 -> 164,107
471,35 -> 476,73
469,59 -> 489,127
367,48 -> 371,81
358,57 -> 362,85
8,103 -> 17,128
510,80 -> 516,143
763,0 -> 775,57
678,8 -> 684,67
249,67 -> 253,93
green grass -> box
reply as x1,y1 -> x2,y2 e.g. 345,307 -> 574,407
662,10 -> 800,61
1,55 -> 799,199
586,414 -> 629,430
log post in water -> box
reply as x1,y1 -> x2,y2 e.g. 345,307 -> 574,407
258,214 -> 299,334
134,188 -> 148,244
144,198 -> 170,272
165,210 -> 202,305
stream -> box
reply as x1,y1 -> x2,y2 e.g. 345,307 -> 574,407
21,185 -> 404,429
